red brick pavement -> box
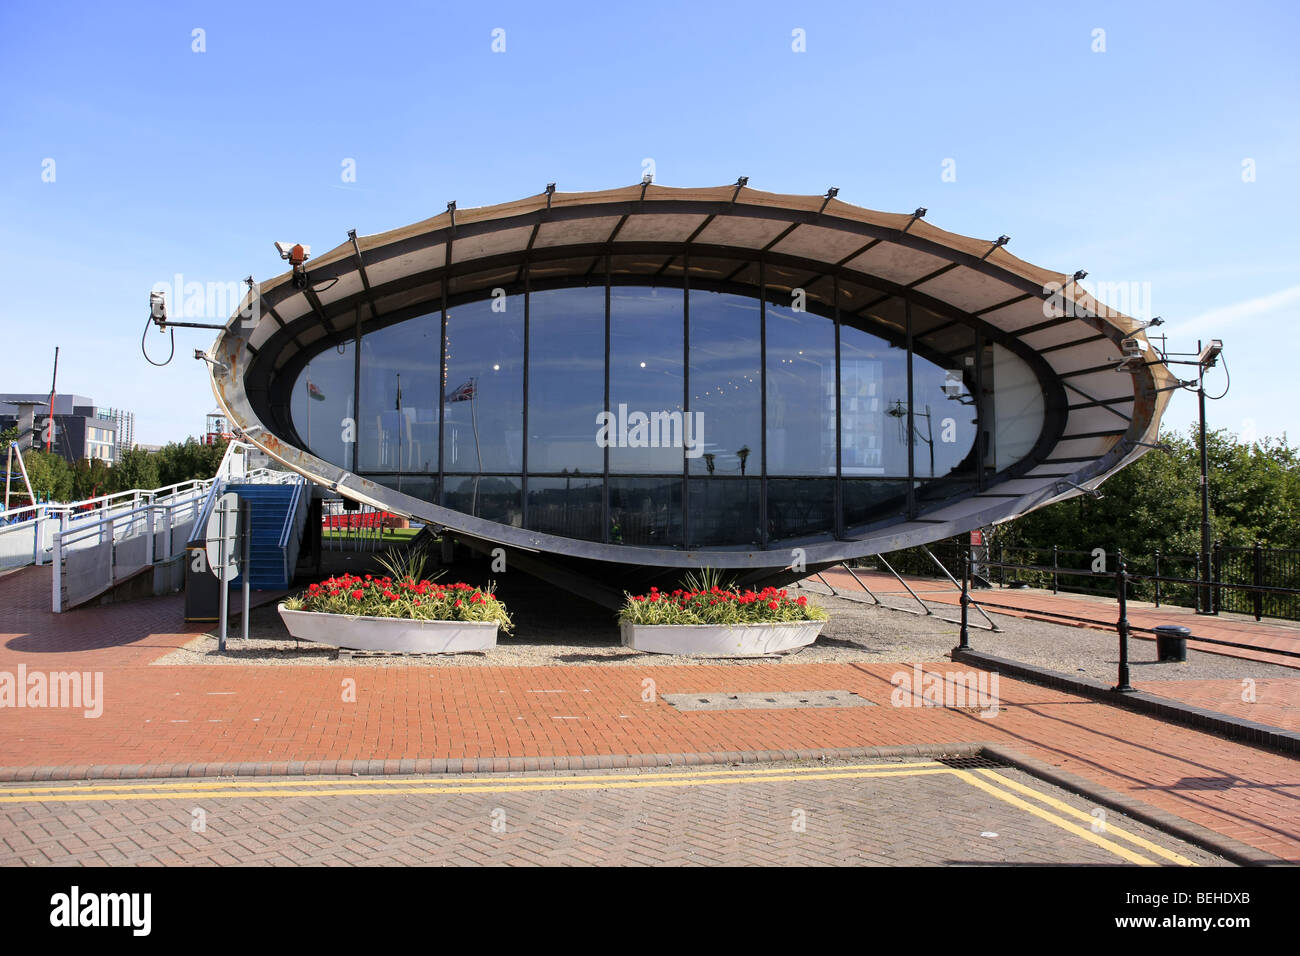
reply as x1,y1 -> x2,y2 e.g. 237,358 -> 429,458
1,565 -> 1298,862
817,568 -> 1300,669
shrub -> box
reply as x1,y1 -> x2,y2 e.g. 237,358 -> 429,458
284,573 -> 512,630
619,585 -> 827,626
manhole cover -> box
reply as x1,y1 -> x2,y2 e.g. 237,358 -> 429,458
662,690 -> 875,711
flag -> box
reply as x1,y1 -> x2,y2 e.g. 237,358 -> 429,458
307,381 -> 326,402
446,379 -> 475,403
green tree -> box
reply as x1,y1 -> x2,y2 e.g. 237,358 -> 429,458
16,448 -> 73,503
109,446 -> 161,494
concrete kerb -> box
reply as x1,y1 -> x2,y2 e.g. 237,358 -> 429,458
952,647 -> 1300,757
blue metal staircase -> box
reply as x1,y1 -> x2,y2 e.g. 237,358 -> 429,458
223,481 -> 305,590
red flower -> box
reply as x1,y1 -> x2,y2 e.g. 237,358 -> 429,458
352,590 -> 363,600
768,600 -> 778,610
797,595 -> 808,606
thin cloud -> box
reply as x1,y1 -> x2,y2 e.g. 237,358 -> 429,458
1171,283 -> 1300,337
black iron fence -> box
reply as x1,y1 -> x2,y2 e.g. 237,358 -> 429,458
854,537 -> 1300,622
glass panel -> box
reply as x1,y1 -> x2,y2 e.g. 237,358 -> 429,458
526,476 -> 603,541
361,474 -> 438,504
687,477 -> 760,548
765,302 -> 836,476
688,290 -> 761,477
767,479 -> 835,541
608,286 -> 685,474
840,320 -> 909,478
527,286 -> 605,474
842,478 -> 908,529
442,475 -> 522,526
358,314 -> 438,473
291,339 -> 356,470
912,314 -> 980,505
608,477 -> 682,547
443,296 -> 524,473
986,343 -> 1045,472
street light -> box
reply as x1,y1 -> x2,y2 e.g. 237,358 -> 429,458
1139,336 -> 1228,614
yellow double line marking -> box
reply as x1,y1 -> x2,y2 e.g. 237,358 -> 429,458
0,760 -> 1194,866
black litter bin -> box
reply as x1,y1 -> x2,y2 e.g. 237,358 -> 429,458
1153,625 -> 1191,662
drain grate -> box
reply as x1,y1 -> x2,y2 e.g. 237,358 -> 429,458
662,690 -> 875,712
936,754 -> 1009,770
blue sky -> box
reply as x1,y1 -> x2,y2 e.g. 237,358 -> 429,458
1,0 -> 1296,446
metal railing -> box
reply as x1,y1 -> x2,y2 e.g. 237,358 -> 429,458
867,537 -> 1300,623
951,549 -> 1300,694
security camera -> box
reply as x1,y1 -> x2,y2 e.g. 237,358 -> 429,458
1197,339 -> 1224,369
149,290 -> 167,325
275,241 -> 310,263
1115,336 -> 1147,372
641,173 -> 653,185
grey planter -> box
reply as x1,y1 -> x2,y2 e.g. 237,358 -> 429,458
620,619 -> 824,657
278,604 -> 498,653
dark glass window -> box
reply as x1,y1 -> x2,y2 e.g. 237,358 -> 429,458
442,475 -> 522,526
291,339 -> 355,470
911,310 -> 979,505
767,479 -> 835,541
688,290 -> 761,478
842,479 -> 908,529
688,477 -> 760,548
609,477 -> 682,547
608,286 -> 685,474
443,296 -> 524,474
526,476 -> 602,542
358,313 -> 439,473
527,286 -> 605,475
765,303 -> 836,476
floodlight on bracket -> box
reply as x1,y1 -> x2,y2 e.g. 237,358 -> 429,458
1053,479 -> 1103,500
545,183 -> 556,210
730,177 -> 748,202
1133,440 -> 1175,453
980,234 -> 1010,260
902,207 -> 927,233
193,349 -> 230,374
818,186 -> 839,215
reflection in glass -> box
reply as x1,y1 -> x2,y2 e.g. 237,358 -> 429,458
840,322 -> 908,477
526,476 -> 603,541
609,477 -> 682,547
528,287 -> 605,474
358,314 -> 439,476
987,343 -> 1044,472
689,291 -> 761,477
609,286 -> 684,474
443,296 -> 524,474
765,303 -> 835,475
291,339 -> 355,470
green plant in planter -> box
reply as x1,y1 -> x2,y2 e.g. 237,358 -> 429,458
619,584 -> 827,626
284,570 -> 513,631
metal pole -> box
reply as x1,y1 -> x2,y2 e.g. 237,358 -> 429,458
1198,357 -> 1214,614
1113,550 -> 1134,692
1253,540 -> 1264,622
1051,544 -> 1058,594
218,502 -> 229,653
1153,549 -> 1161,607
241,500 -> 251,641
956,552 -> 971,651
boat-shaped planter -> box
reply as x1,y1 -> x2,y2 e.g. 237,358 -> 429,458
620,619 -> 824,657
278,604 -> 498,654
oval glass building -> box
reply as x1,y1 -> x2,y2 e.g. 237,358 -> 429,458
208,184 -> 1175,596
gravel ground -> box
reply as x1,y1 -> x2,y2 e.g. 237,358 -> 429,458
154,576 -> 1299,682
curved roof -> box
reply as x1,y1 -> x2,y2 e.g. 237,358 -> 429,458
208,182 -> 1177,568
